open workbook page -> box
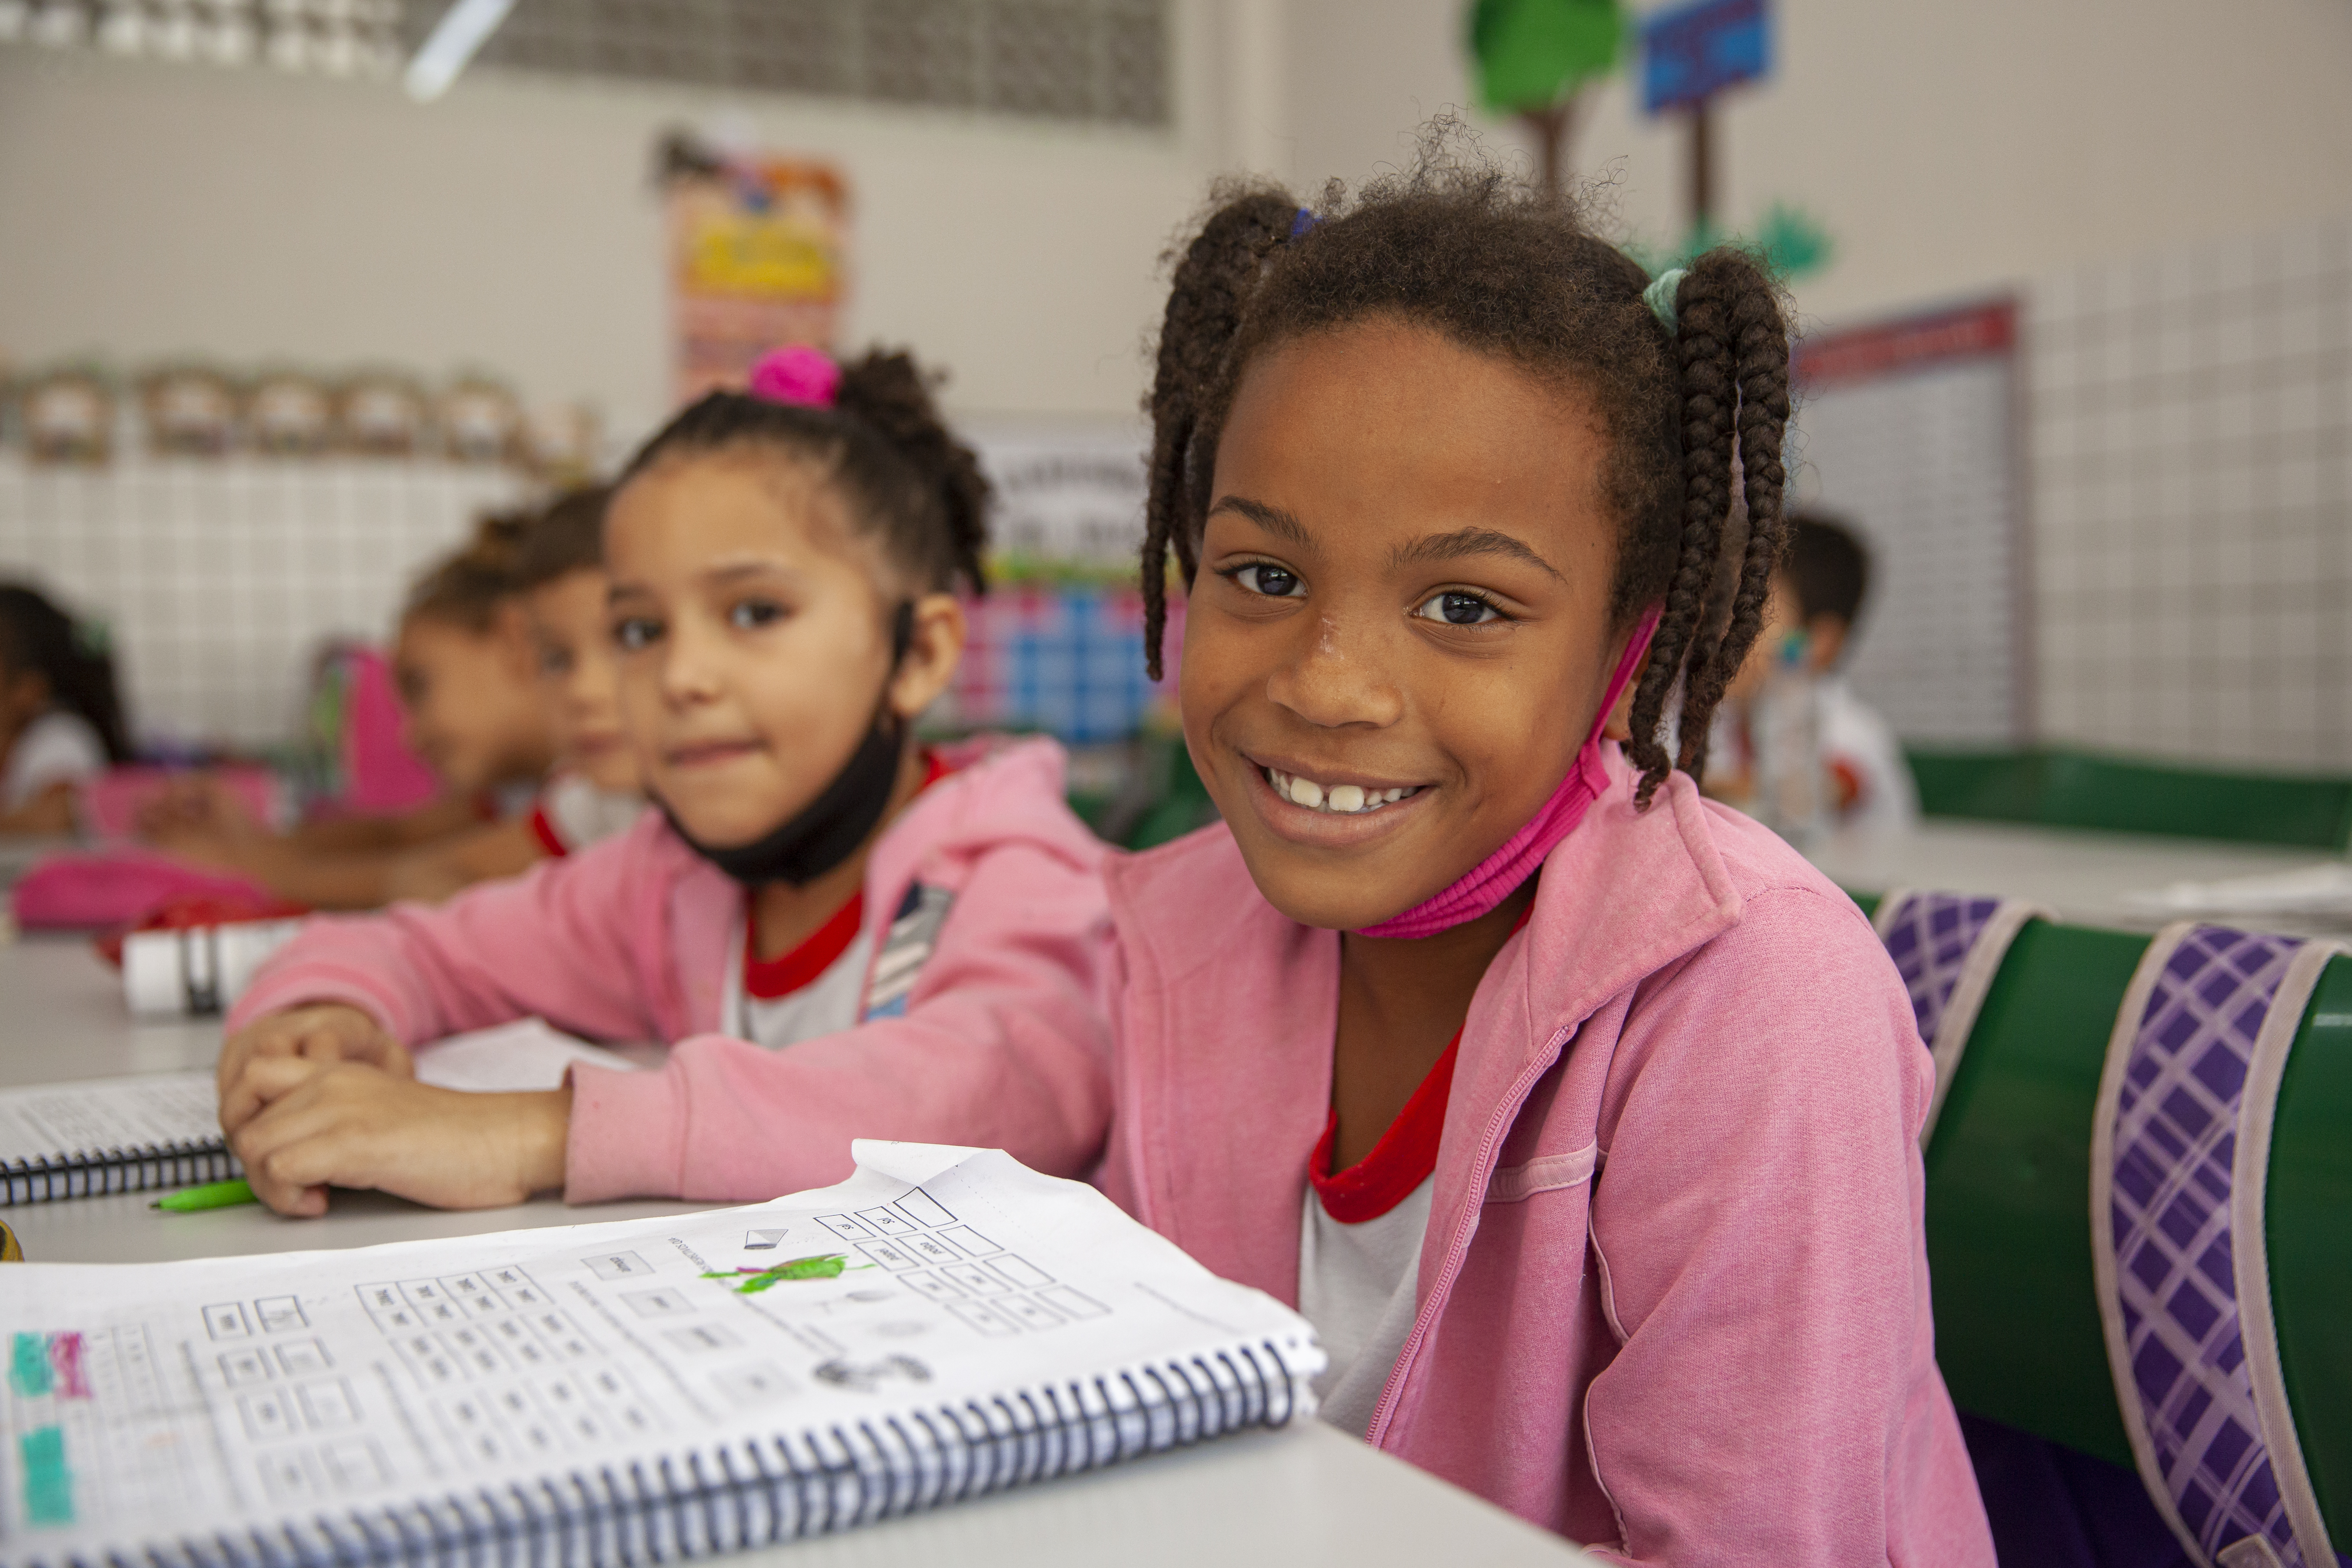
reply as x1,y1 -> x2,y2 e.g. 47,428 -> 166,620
0,1143 -> 1322,1565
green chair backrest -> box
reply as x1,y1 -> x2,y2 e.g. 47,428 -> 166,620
1917,910 -> 2352,1542
1905,745 -> 2352,850
2034,750 -> 2352,849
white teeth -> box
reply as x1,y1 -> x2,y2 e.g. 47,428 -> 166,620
1267,769 -> 1419,815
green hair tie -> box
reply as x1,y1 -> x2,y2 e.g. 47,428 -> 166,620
1643,267 -> 1687,333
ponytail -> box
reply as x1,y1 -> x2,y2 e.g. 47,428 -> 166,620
621,348 -> 993,599
0,584 -> 132,763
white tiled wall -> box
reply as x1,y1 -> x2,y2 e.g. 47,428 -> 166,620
1796,356 -> 2025,745
2027,218 -> 2352,771
0,457 -> 527,750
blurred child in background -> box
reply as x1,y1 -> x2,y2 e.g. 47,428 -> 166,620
211,346 -> 1110,1216
1708,512 -> 1918,834
514,485 -> 647,856
142,508 -> 563,902
0,582 -> 131,834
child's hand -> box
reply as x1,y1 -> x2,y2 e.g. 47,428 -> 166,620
217,1004 -> 412,1132
0,780 -> 76,836
137,773 -> 262,861
226,1062 -> 570,1216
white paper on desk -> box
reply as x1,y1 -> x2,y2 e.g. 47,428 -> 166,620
0,1072 -> 220,1164
2119,861 -> 2352,918
0,1143 -> 1324,1564
409,1018 -> 644,1093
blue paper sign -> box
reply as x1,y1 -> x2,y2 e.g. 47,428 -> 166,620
1641,0 -> 1770,114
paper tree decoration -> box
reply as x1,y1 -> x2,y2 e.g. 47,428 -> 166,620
1466,0 -> 1626,193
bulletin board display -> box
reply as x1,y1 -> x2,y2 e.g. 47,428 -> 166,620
1791,299 -> 2027,745
668,158 -> 850,405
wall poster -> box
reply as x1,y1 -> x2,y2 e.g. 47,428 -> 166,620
663,143 -> 850,404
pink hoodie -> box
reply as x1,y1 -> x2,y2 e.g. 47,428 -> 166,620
228,738 -> 1111,1203
1095,750 -> 1994,1565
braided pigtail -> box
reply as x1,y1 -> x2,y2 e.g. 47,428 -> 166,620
1141,186 -> 1300,679
1624,248 -> 1791,806
836,349 -> 994,596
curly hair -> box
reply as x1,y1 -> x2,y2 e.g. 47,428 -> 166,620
621,349 -> 992,598
404,509 -> 534,632
1140,139 -> 1790,805
513,485 -> 615,591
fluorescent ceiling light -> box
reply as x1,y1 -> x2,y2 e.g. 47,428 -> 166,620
403,0 -> 518,102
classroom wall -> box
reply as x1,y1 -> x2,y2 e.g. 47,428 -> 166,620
0,0 -> 1269,439
1274,0 -> 2352,332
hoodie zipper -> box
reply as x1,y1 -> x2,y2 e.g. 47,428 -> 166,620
1363,1019 -> 1583,1447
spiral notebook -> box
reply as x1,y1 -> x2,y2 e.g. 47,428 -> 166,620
0,1024 -> 643,1206
0,1143 -> 1323,1567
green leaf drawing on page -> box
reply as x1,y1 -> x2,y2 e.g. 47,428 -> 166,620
700,1253 -> 867,1293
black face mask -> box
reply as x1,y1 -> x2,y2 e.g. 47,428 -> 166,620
662,603 -> 916,887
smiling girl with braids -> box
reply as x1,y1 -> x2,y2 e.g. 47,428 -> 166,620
1096,145 -> 1994,1563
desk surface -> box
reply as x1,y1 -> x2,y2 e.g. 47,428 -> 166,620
1805,818 -> 2339,934
0,934 -> 1588,1565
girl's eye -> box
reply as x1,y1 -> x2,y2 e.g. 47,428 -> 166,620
538,647 -> 575,677
1414,590 -> 1504,626
1233,563 -> 1303,599
728,598 -> 786,631
613,617 -> 661,653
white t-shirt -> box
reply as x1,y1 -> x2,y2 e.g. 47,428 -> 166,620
1298,1181 -> 1431,1438
3,709 -> 107,809
529,773 -> 647,856
721,914 -> 875,1051
1820,675 -> 1919,834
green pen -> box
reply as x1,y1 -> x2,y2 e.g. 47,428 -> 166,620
152,1179 -> 258,1213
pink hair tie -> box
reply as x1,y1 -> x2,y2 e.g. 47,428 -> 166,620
747,344 -> 841,409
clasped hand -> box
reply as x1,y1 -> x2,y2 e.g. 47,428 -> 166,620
217,1004 -> 569,1216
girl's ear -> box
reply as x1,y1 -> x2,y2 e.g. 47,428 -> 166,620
887,592 -> 967,721
1601,644 -> 1650,743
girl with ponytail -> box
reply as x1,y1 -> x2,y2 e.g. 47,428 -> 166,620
1097,133 -> 1995,1562
0,582 -> 129,834
212,345 -> 1111,1219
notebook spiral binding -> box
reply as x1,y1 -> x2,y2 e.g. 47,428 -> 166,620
0,1140 -> 238,1206
56,1339 -> 1305,1568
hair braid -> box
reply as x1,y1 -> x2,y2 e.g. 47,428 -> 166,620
1141,186 -> 1298,680
1627,260 -> 1736,803
1671,253 -> 1791,790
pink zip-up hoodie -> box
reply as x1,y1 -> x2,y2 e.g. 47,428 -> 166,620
227,738 -> 1111,1203
1096,748 -> 1994,1565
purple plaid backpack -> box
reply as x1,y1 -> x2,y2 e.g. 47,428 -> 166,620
2092,923 -> 2345,1568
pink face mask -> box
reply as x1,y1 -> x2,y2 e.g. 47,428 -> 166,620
1353,604 -> 1661,940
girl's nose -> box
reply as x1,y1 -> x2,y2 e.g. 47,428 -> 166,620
1263,613 -> 1405,729
656,618 -> 726,708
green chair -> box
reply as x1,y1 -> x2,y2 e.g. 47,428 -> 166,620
1915,913 -> 2352,1549
1905,745 -> 2352,850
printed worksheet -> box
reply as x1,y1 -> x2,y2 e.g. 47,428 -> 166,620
0,1144 -> 1321,1563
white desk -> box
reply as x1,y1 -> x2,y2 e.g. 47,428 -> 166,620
3,932 -> 223,1083
1805,818 -> 2344,935
0,934 -> 1590,1565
